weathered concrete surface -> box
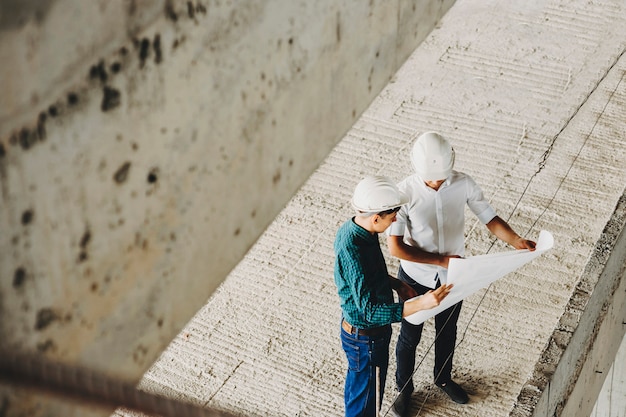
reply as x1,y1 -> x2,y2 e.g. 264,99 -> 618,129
107,0 -> 626,416
560,207 -> 626,416
592,334 -> 626,417
0,0 -> 166,130
0,0 -> 455,416
513,192 -> 626,416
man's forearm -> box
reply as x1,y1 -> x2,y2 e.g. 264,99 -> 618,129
486,216 -> 536,250
388,275 -> 418,301
387,236 -> 448,267
486,216 -> 520,245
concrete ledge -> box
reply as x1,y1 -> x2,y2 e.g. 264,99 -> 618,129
513,189 -> 626,416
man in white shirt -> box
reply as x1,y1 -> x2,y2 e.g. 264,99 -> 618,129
387,132 -> 536,415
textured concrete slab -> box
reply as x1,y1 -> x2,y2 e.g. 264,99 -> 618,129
114,0 -> 626,416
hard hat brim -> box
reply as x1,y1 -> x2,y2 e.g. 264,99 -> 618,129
351,190 -> 409,213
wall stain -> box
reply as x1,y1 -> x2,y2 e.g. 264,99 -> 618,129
172,35 -> 186,50
101,86 -> 121,111
153,34 -> 163,64
17,128 -> 30,149
0,143 -> 5,158
36,339 -> 56,353
80,228 -> 91,248
139,38 -> 150,68
336,11 -> 341,43
89,60 -> 108,84
164,0 -> 178,22
114,161 -> 131,184
135,231 -> 148,247
35,307 -> 58,330
10,126 -> 42,151
272,169 -> 281,184
132,344 -> 148,364
13,267 -> 26,288
21,209 -> 34,225
187,1 -> 207,19
110,61 -> 122,73
78,226 -> 91,263
187,2 -> 195,19
67,92 -> 79,106
147,168 -> 158,183
37,112 -> 47,140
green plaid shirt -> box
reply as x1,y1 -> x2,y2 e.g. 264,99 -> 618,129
334,218 -> 403,328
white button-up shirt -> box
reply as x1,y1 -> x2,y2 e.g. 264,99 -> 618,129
387,171 -> 496,288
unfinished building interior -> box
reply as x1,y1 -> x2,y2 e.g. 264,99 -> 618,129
1,1 -> 625,416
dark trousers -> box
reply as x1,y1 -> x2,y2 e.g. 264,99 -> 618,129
395,266 -> 462,393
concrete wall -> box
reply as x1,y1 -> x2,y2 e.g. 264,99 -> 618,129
591,334 -> 626,417
0,0 -> 454,415
100,0 -> 626,415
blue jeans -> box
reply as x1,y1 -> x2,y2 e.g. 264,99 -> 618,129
395,266 -> 462,393
340,321 -> 392,417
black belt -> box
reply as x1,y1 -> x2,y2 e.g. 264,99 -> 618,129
342,319 -> 390,337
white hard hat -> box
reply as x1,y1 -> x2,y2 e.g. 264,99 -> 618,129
351,175 -> 409,213
411,131 -> 455,181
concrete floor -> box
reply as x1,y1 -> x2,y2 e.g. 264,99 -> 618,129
114,0 -> 626,416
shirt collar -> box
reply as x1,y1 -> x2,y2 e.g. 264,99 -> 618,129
350,217 -> 377,241
415,174 -> 451,191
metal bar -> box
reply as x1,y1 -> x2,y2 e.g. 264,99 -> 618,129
0,351 -> 240,417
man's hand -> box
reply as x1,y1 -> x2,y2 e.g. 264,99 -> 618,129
486,216 -> 537,251
512,237 -> 536,251
418,284 -> 453,309
388,275 -> 418,301
395,280 -> 418,302
402,284 -> 453,317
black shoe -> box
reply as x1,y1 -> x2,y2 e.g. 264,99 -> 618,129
390,389 -> 412,417
436,380 -> 469,404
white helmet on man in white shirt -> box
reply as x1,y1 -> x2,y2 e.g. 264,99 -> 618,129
352,175 -> 409,214
411,131 -> 455,181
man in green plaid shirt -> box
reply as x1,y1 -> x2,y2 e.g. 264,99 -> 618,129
335,176 -> 452,417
